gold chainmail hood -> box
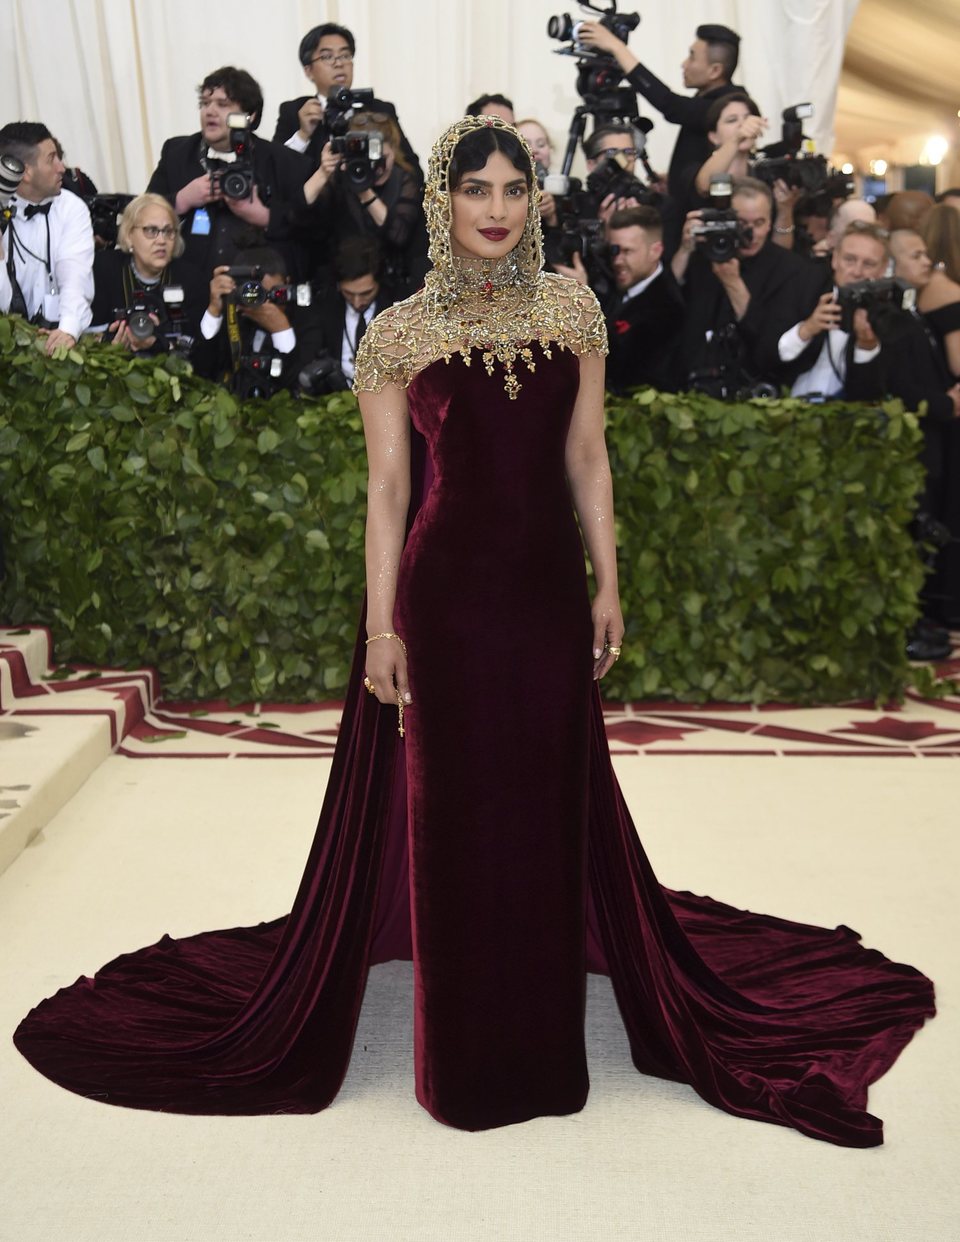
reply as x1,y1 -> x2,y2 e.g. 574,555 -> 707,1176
421,114 -> 544,312
353,115 -> 607,399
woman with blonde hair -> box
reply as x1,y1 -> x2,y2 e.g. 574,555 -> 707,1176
91,192 -> 204,352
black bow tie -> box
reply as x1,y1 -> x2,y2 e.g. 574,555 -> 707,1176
23,202 -> 51,220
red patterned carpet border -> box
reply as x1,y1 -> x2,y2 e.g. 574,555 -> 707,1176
3,627 -> 959,760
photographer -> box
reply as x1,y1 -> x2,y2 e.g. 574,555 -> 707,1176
191,247 -> 318,397
302,111 -> 428,297
90,194 -> 205,354
0,121 -> 93,354
147,67 -> 309,283
518,119 -> 561,231
672,176 -> 811,393
605,205 -> 684,393
272,23 -> 421,185
682,93 -> 767,207
302,237 -> 398,394
577,19 -> 743,227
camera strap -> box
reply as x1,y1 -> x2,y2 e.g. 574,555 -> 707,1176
224,300 -> 243,375
5,212 -> 52,319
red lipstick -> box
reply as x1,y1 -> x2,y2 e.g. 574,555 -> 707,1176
479,228 -> 509,240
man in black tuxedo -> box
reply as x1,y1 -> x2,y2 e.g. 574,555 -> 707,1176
272,23 -> 421,185
191,246 -> 321,397
306,237 -> 398,390
147,66 -> 309,283
604,206 -> 684,394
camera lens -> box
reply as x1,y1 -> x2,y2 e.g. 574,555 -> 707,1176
127,310 -> 154,340
237,280 -> 266,307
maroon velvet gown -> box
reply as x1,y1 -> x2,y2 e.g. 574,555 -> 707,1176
14,345 -> 935,1143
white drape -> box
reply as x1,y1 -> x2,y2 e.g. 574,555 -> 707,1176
1,0 -> 859,195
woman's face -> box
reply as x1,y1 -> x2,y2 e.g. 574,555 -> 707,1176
518,122 -> 552,171
449,149 -> 529,261
128,204 -> 176,276
709,100 -> 753,149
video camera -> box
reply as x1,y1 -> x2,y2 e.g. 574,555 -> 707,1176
752,104 -> 854,199
546,2 -> 652,181
691,176 -> 752,263
223,265 -> 313,310
209,114 -> 256,200
836,277 -> 916,335
0,154 -> 24,231
298,351 -> 350,397
85,193 -> 135,247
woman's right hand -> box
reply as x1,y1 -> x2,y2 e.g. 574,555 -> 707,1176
364,636 -> 412,708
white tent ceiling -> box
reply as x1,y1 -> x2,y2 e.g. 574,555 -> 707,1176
835,0 -> 960,180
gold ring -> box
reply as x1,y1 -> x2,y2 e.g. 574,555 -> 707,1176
606,645 -> 622,657
363,677 -> 376,695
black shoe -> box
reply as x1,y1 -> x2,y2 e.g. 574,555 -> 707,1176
906,623 -> 952,662
914,616 -> 950,643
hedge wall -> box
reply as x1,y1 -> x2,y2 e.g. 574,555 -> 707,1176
0,317 -> 928,704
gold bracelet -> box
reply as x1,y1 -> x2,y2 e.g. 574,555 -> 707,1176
366,631 -> 408,656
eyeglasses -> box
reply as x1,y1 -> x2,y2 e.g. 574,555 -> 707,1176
310,50 -> 354,66
596,147 -> 638,160
136,225 -> 177,240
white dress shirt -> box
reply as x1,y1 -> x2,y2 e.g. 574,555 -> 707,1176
341,301 -> 375,381
778,289 -> 880,398
0,188 -> 94,339
200,309 -> 295,355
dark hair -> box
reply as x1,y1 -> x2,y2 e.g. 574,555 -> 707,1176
705,92 -> 759,134
334,237 -> 382,282
0,121 -> 53,165
583,123 -> 635,161
935,187 -> 960,204
465,93 -> 514,118
197,67 -> 264,130
795,190 -> 832,223
235,246 -> 287,279
696,24 -> 740,78
447,126 -> 532,191
299,23 -> 356,65
608,205 -> 663,239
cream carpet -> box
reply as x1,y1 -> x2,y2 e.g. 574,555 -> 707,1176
1,749 -> 957,1242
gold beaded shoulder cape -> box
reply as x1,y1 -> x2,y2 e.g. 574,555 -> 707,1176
12,116 -> 935,1146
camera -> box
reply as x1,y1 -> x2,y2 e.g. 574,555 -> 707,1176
85,193 -> 135,246
548,3 -> 642,129
209,113 -> 255,200
298,352 -> 350,396
223,265 -> 313,310
233,353 -> 285,400
324,87 -> 376,137
836,277 -> 916,335
752,104 -> 853,200
691,176 -> 752,263
112,285 -> 187,347
330,130 -> 385,192
687,323 -> 777,401
0,153 -> 24,229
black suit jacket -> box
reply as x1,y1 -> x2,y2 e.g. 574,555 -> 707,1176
189,296 -> 325,393
309,280 -> 399,367
272,94 -> 423,185
605,269 -> 685,394
91,249 -> 207,348
681,242 -> 816,386
146,132 -> 311,281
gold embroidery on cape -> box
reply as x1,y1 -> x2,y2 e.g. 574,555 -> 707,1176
352,114 -> 607,400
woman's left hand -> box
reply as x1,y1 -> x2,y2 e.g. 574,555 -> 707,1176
591,588 -> 625,680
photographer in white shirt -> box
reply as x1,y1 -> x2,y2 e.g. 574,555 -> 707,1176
0,121 -> 94,354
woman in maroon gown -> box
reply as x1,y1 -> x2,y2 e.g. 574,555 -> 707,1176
14,117 -> 934,1144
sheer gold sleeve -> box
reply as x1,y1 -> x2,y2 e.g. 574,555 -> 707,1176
541,275 -> 609,357
352,300 -> 422,393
